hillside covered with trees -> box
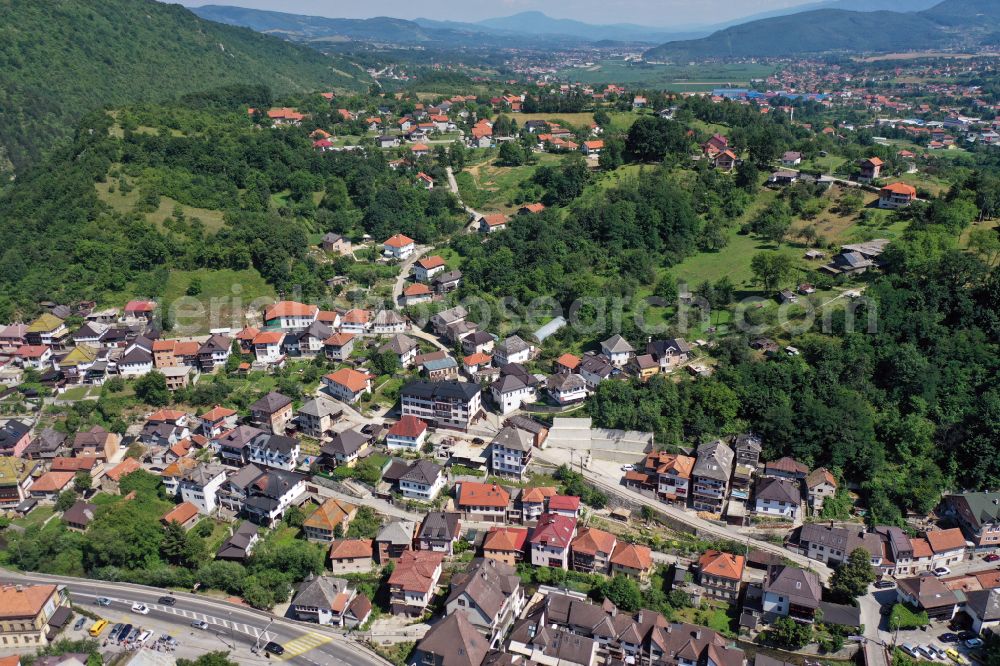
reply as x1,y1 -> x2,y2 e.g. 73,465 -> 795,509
0,0 -> 369,172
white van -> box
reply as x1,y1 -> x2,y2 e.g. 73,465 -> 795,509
136,630 -> 154,646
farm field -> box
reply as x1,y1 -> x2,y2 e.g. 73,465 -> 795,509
96,176 -> 228,232
161,267 -> 276,333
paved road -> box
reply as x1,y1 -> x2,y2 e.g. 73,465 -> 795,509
391,245 -> 429,305
445,166 -> 481,232
0,570 -> 390,666
533,448 -> 833,582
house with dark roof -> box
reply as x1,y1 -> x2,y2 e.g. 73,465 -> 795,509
376,520 -> 416,564
446,558 -> 524,644
290,574 -> 360,627
805,468 -> 837,515
0,420 -> 32,458
417,512 -> 462,554
692,440 -> 734,513
296,397 -> 343,440
320,428 -> 371,469
250,392 -> 294,434
400,380 -> 483,431
412,611 -> 489,666
22,429 -> 66,461
762,566 -> 822,622
896,574 -> 959,621
945,491 -> 1000,549
795,523 -> 884,568
400,460 -> 445,502
62,500 -> 98,532
216,521 -> 260,562
212,425 -> 264,465
753,477 -> 801,521
241,468 -> 307,527
763,456 -> 809,480
247,432 -> 301,471
964,588 -> 1000,634
489,426 -> 534,479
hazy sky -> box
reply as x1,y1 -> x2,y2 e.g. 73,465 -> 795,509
172,0 -> 821,27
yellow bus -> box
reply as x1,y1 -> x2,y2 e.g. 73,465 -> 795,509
89,619 -> 109,637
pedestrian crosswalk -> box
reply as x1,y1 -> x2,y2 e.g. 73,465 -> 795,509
279,631 -> 332,660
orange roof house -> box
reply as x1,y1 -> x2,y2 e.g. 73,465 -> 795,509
910,537 -> 933,559
264,301 -> 318,321
384,234 -> 415,249
926,528 -> 967,554
404,283 -> 432,297
201,405 -> 236,423
30,471 -> 75,494
572,527 -> 617,556
457,481 -> 510,509
555,353 -> 581,371
698,550 -> 746,581
417,256 -> 445,270
330,539 -> 374,561
105,457 -> 140,484
610,542 -> 654,580
162,501 -> 200,527
324,332 -> 355,347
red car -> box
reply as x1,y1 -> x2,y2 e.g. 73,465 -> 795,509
984,553 -> 1000,562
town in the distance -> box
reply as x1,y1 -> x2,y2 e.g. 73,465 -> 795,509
0,1 -> 999,666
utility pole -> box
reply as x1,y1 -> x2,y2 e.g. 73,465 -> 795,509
253,618 -> 275,655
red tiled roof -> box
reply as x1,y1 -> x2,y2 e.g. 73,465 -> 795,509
202,405 -> 236,422
882,182 -> 917,196
106,457 -> 140,482
556,353 -> 581,369
162,502 -> 199,526
481,214 -> 507,227
383,234 -> 415,248
549,495 -> 581,511
324,332 -> 355,347
611,542 -> 653,571
698,549 -> 745,580
529,513 -> 575,548
387,415 -> 427,439
458,482 -> 510,508
417,256 -> 445,270
572,527 -> 617,555
463,352 -> 491,366
30,471 -> 75,492
252,331 -> 285,345
926,528 -> 967,553
330,539 -> 373,560
910,537 -> 933,558
125,300 -> 156,312
521,486 -> 557,503
388,550 -> 444,593
264,301 -> 318,320
404,284 -> 431,296
325,368 -> 370,393
484,526 -> 528,553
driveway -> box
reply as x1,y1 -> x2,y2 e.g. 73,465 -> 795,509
391,245 -> 429,305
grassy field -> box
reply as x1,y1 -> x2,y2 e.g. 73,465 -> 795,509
161,268 -> 276,333
557,61 -> 774,90
96,175 -> 227,232
458,153 -> 561,214
506,112 -> 595,128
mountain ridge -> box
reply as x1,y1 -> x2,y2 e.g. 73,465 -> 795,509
644,0 -> 1000,60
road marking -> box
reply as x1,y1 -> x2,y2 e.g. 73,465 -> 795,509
277,631 -> 332,660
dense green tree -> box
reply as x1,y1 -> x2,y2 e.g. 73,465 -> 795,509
830,548 -> 877,603
134,371 -> 170,407
750,251 -> 794,291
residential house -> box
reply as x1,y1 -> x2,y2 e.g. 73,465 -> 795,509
340,309 -> 372,336
805,468 -> 837,515
493,336 -> 534,367
321,233 -> 352,255
412,611 -> 489,666
263,301 -> 319,332
199,405 -> 238,438
384,234 -> 416,261
963,588 -> 1000,635
530,513 -> 576,569
432,270 -> 462,295
70,425 -> 119,461
287,321 -> 334,357
519,486 -> 557,523
946,491 -> 1000,549
713,150 -> 737,171
478,214 -> 508,234
445,558 -> 524,645
248,392 -> 293,434
212,425 -> 262,465
763,457 -> 809,481
385,416 -> 428,452
197,334 -> 231,372
403,283 -> 433,306
372,310 -> 407,336
323,332 -> 355,362
379,334 -> 419,368
320,429 -> 371,469
329,539 -> 375,574
461,331 -> 494,356
161,501 -> 200,531
252,330 -> 286,365
0,420 -> 32,458
290,575 -> 358,627
0,583 -> 70,648
489,426 -> 534,479
691,440 -> 734,513
416,512 -> 462,554
178,463 -> 227,514
303,499 -> 358,542
388,550 -> 444,616
491,371 -> 537,416
22,429 -> 66,461
101,457 -> 140,494
896,574 -> 959,621
609,542 -> 654,582
581,140 -> 603,155
247,432 -> 301,471
549,495 -> 581,520
28,471 -> 75,501
457,481 -> 510,523
762,566 -> 822,622
324,369 -> 372,404
400,380 -> 482,431
423,356 -> 459,382
376,520 -> 416,564
61,500 -> 98,532
215,521 -> 260,562
547,373 -> 587,405
753,477 -> 801,521
241,468 -> 307,527
483,527 -> 529,566
578,353 -> 615,389
734,434 -> 762,468
782,151 -> 802,166
116,341 -> 154,377
571,528 -> 617,575
399,460 -> 446,501
414,256 -> 446,282
647,451 -> 695,503
925,528 -> 967,568
297,398 -> 343,440
0,457 -> 37,508
600,335 -> 634,367
161,457 -> 198,497
697,550 -> 745,601
15,345 -> 52,370
796,523 -> 884,567
430,306 -> 468,337
879,182 -> 917,209
858,157 -> 884,183
25,314 -> 69,348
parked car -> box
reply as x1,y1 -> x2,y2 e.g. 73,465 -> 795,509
116,623 -> 133,643
95,597 -> 112,606
158,596 -> 176,606
74,617 -> 87,631
191,620 -> 209,630
940,633 -> 960,643
265,642 -> 285,656
901,644 -> 919,658
933,566 -> 952,577
126,627 -> 140,644
964,638 -> 984,649
983,553 -> 1000,562
928,645 -> 948,660
958,631 -> 977,641
946,648 -> 965,664
874,580 -> 896,589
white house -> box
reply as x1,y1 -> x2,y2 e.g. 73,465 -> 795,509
546,373 -> 587,405
753,477 -> 801,521
493,335 -> 534,366
399,460 -> 446,501
385,416 -> 428,452
247,433 -> 301,471
529,513 -> 576,569
323,369 -> 372,404
252,331 -> 286,365
414,256 -> 446,283
491,374 -> 536,415
383,234 -> 416,260
178,463 -> 228,514
489,426 -> 533,479
600,335 -> 634,367
263,301 -> 319,332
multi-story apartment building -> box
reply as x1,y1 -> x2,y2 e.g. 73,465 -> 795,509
489,426 -> 533,478
400,380 -> 482,431
691,440 -> 734,513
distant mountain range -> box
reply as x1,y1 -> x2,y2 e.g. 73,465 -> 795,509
644,0 -> 1000,60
